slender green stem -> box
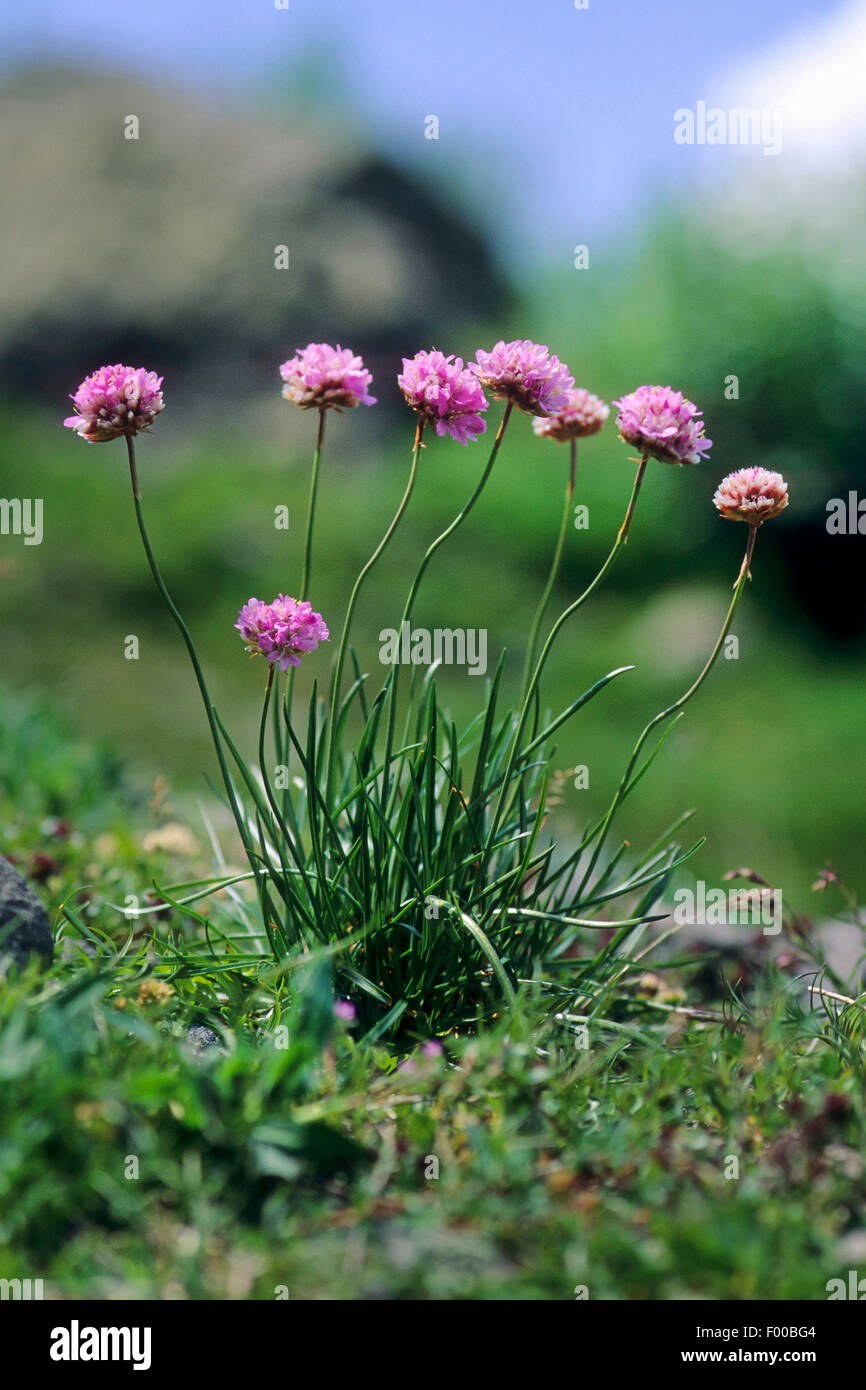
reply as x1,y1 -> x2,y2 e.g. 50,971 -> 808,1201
521,437 -> 577,700
283,407 -> 327,755
380,400 -> 514,814
403,401 -> 513,629
300,407 -> 327,601
578,523 -> 758,896
484,452 -> 649,864
617,453 -> 648,544
254,662 -> 298,958
271,653 -> 285,775
255,661 -> 323,940
125,436 -> 248,844
325,420 -> 424,802
259,662 -> 275,779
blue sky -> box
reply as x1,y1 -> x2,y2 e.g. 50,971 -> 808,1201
2,0 -> 843,256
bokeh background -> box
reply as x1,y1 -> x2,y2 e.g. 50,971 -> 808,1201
1,0 -> 864,901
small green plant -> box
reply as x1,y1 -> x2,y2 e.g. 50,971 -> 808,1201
62,353 -> 789,1042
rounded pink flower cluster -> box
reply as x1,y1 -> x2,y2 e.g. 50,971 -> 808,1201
398,349 -> 488,445
713,467 -> 789,524
471,339 -> 574,417
64,364 -> 164,443
533,387 -> 610,443
235,594 -> 330,671
279,343 -> 376,412
613,385 -> 711,465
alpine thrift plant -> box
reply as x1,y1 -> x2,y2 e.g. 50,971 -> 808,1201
63,348 -> 790,1043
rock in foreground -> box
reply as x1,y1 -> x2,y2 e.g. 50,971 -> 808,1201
0,855 -> 54,972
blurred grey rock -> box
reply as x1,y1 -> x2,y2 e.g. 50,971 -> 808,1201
0,856 -> 54,972
186,1022 -> 220,1053
0,67 -> 507,407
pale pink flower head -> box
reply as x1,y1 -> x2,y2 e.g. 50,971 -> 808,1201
613,385 -> 711,465
279,343 -> 376,412
64,364 -> 164,443
334,1000 -> 357,1023
713,467 -> 789,524
533,387 -> 610,443
398,349 -> 488,445
471,339 -> 574,417
235,594 -> 329,671
399,1040 -> 443,1072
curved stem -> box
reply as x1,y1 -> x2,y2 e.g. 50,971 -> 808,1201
325,420 -> 424,801
578,522 -> 758,895
380,400 -> 514,812
259,662 -> 275,779
617,454 -> 648,544
521,437 -> 577,700
484,452 -> 650,859
125,437 -> 247,840
403,401 -> 513,630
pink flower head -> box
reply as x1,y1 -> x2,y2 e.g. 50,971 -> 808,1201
533,387 -> 610,443
713,467 -> 789,524
235,594 -> 329,671
334,1000 -> 357,1023
279,343 -> 376,412
64,364 -> 164,443
398,349 -> 488,444
613,385 -> 711,465
471,339 -> 574,417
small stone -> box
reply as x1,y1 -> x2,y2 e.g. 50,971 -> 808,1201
0,856 -> 54,973
186,1023 -> 220,1053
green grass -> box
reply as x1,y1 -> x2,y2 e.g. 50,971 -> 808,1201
2,958 -> 865,1300
1,686 -> 864,1300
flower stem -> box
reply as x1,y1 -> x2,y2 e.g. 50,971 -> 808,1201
325,420 -> 424,802
283,407 -> 327,753
125,436 -> 247,842
259,662 -> 275,788
403,401 -> 513,628
380,400 -> 514,813
618,454 -> 648,543
521,438 -> 577,701
741,519 -> 758,582
578,522 -> 758,896
484,452 -> 649,863
300,407 -> 327,601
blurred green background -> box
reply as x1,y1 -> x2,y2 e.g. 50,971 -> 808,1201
1,6 -> 864,904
